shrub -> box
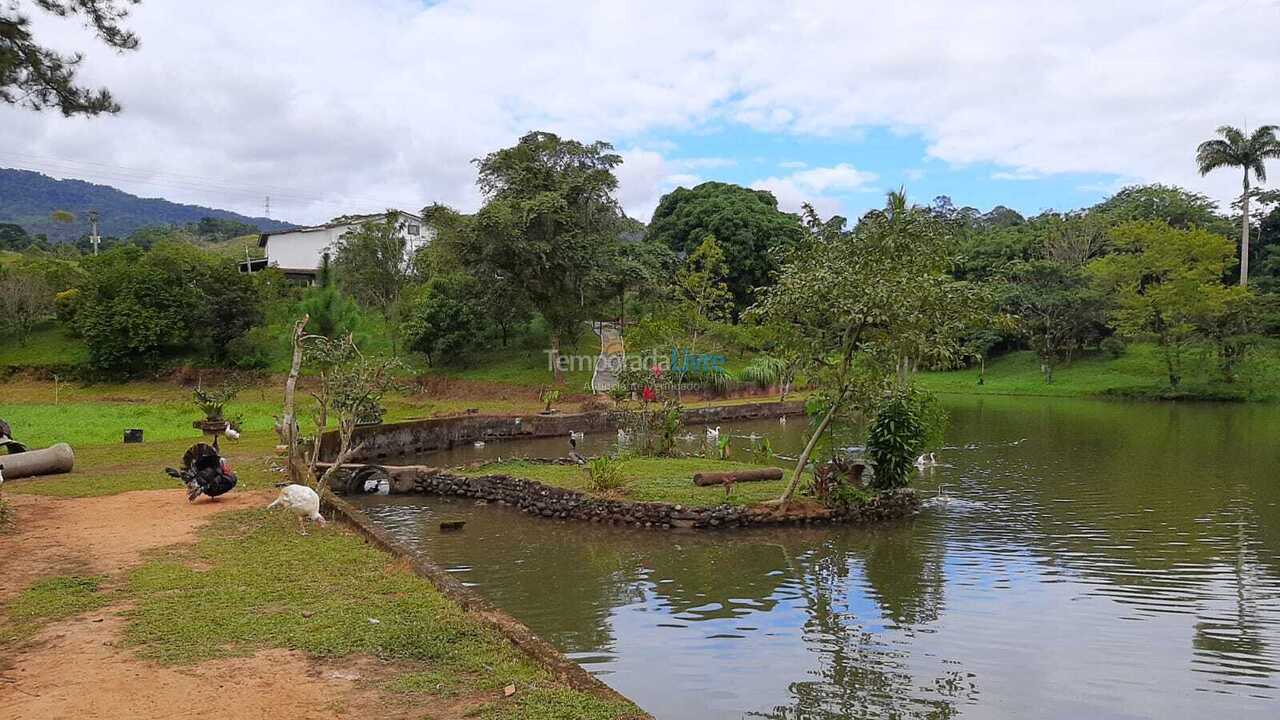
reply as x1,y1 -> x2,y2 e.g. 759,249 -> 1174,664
74,243 -> 263,374
401,272 -> 486,364
583,455 -> 626,492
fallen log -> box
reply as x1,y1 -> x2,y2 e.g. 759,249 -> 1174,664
692,468 -> 783,486
1,443 -> 75,480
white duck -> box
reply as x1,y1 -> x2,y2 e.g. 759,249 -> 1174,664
473,440 -> 486,448
267,483 -> 326,534
706,426 -> 721,443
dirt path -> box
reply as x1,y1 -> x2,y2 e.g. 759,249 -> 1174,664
0,489 -> 269,602
0,489 -> 431,720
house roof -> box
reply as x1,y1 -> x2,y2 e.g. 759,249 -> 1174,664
258,209 -> 422,247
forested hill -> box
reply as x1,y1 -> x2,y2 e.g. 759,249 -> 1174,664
0,168 -> 293,243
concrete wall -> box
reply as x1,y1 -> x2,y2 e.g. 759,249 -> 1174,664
319,400 -> 806,463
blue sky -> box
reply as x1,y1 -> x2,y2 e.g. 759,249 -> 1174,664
621,125 -> 1128,221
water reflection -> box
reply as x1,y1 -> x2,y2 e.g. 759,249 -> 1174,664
354,396 -> 1280,719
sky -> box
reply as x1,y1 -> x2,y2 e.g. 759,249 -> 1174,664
3,0 -> 1279,226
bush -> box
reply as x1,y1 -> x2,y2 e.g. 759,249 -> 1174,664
865,392 -> 928,491
1100,336 -> 1127,359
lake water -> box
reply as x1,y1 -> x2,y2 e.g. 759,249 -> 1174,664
352,396 -> 1280,719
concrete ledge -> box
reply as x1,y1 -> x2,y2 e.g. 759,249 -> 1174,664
323,492 -> 648,716
319,400 -> 806,463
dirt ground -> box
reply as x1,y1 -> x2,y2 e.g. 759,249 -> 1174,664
0,489 -> 453,720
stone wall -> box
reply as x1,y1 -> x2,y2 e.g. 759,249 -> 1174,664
391,470 -> 919,530
319,400 -> 805,463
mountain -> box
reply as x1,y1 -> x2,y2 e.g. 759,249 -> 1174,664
0,168 -> 294,243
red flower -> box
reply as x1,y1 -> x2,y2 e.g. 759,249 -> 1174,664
642,386 -> 657,402
650,366 -> 663,379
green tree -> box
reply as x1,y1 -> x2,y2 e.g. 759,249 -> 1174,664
401,272 -> 485,365
1196,125 -> 1280,286
752,193 -> 990,504
1089,184 -> 1229,233
1002,260 -> 1108,383
75,243 -> 263,373
647,181 -> 805,313
676,235 -> 733,324
468,131 -> 624,382
0,222 -> 30,250
330,212 -> 417,353
1090,221 -> 1250,387
1,0 -> 140,116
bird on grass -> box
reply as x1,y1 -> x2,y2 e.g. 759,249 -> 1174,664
267,483 -> 326,534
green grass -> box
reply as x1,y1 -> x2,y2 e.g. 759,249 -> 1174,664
1,575 -> 111,646
119,508 -> 638,717
462,457 -> 797,507
918,343 -> 1280,402
434,329 -> 599,390
0,321 -> 88,368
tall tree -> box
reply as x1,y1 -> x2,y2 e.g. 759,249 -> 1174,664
1196,125 -> 1280,286
752,193 -> 989,504
330,212 -> 416,353
1090,221 -> 1250,388
647,181 -> 805,313
1,0 -> 140,116
469,131 -> 623,382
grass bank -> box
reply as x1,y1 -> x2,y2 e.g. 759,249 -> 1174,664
461,457 -> 797,507
918,343 -> 1280,402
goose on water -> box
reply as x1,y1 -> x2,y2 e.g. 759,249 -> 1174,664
915,452 -> 938,468
267,483 -> 326,534
706,426 -> 721,442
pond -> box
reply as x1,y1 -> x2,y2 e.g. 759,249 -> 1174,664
351,396 -> 1280,719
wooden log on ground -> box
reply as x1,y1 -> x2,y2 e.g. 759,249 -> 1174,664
1,443 -> 75,479
692,468 -> 783,486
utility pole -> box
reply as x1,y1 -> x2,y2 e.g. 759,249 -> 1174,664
88,210 -> 101,256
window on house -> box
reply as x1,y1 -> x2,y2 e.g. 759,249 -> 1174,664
407,223 -> 420,236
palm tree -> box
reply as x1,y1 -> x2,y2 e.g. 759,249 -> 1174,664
1196,125 -> 1280,286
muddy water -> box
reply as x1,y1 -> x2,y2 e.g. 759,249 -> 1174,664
353,396 -> 1280,719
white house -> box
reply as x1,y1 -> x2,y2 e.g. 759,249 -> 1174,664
245,210 -> 431,283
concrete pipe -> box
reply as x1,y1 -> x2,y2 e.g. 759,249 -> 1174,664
1,443 -> 75,480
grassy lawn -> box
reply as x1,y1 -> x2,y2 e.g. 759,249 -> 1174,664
918,343 -> 1280,402
0,383 -> 644,718
462,457 -> 797,507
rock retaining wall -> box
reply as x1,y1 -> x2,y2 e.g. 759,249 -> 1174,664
371,469 -> 919,530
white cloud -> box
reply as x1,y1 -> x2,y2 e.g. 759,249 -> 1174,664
752,163 -> 878,215
2,0 -> 1275,225
991,169 -> 1041,182
779,161 -> 808,169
